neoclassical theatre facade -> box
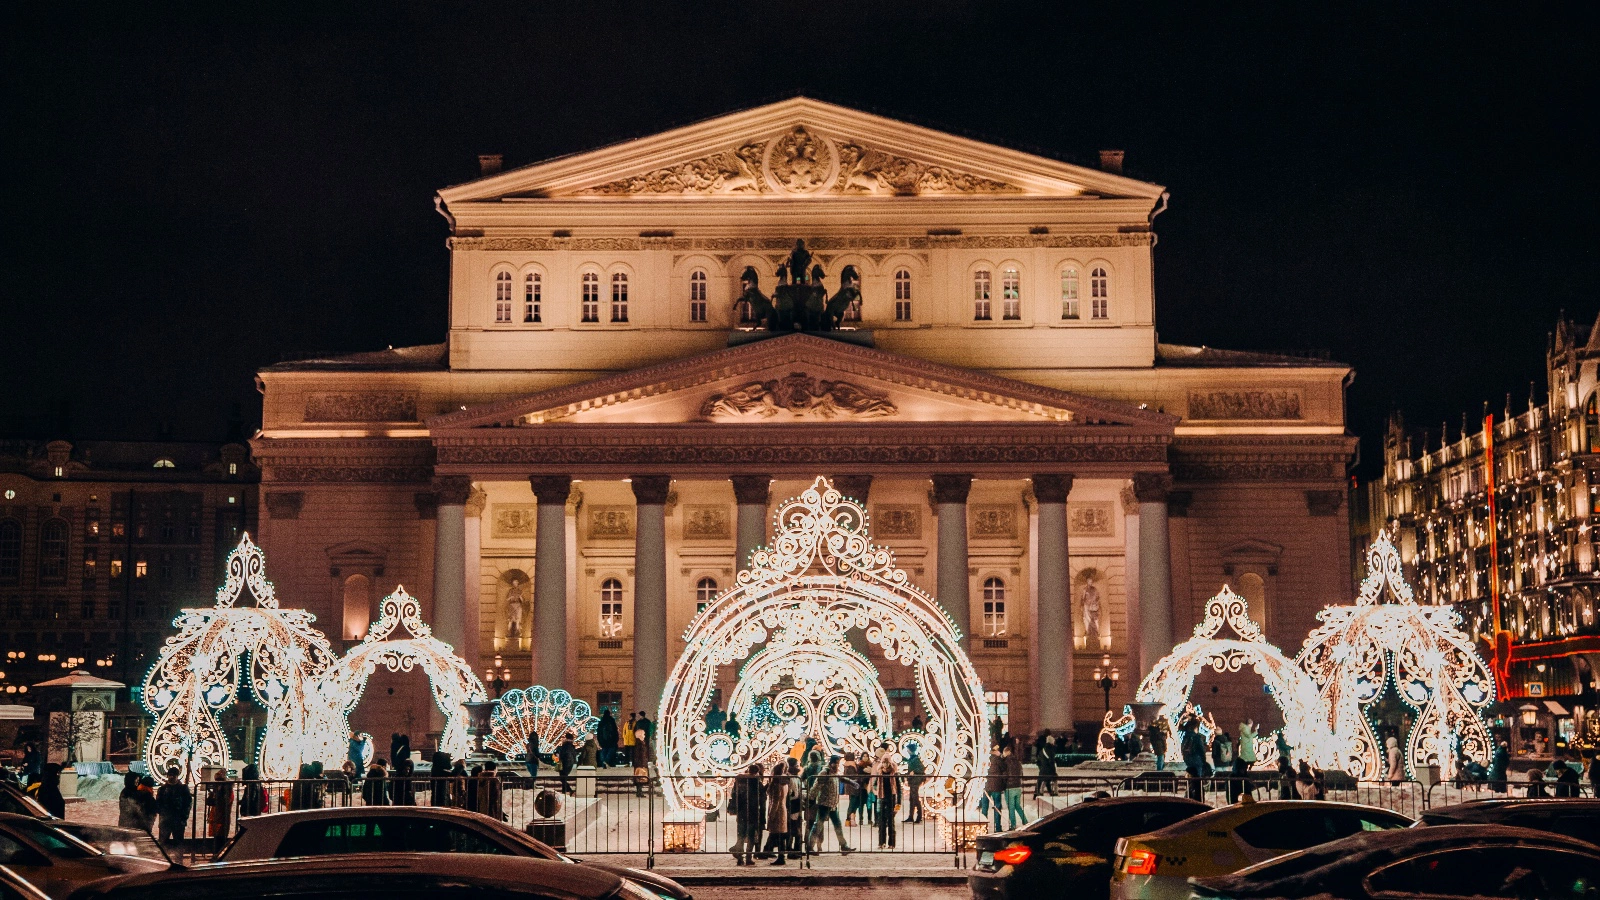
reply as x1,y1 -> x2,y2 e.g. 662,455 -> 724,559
252,99 -> 1355,741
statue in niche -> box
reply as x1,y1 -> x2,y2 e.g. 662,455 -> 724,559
1080,572 -> 1103,649
505,576 -> 527,640
733,240 -> 863,332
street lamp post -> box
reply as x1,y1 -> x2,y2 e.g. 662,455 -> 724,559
1093,655 -> 1120,712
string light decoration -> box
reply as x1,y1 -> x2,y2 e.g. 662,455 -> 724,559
140,534 -> 339,781
1114,585 -> 1338,769
1296,531 -> 1496,780
485,685 -> 599,757
720,639 -> 894,764
315,586 -> 487,763
657,477 -> 986,813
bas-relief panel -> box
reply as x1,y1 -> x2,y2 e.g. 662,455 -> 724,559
491,504 -> 538,539
873,505 -> 921,539
589,506 -> 635,539
682,504 -> 730,540
304,393 -> 418,423
1187,390 -> 1303,421
971,505 -> 1017,539
1068,502 -> 1116,538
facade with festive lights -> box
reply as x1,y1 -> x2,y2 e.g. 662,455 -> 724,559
1370,311 -> 1600,755
252,99 -> 1356,743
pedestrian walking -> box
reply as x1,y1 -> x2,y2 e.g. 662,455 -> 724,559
805,757 -> 852,853
1487,740 -> 1510,793
1148,721 -> 1168,771
361,762 -> 389,806
730,763 -> 766,865
134,775 -> 159,831
480,761 -> 502,819
430,751 -> 455,806
390,732 -> 411,768
875,752 -> 900,849
557,732 -> 577,794
206,771 -> 233,853
761,762 -> 790,865
156,766 -> 192,846
391,759 -> 416,806
784,757 -> 803,853
983,743 -> 1006,832
524,729 -> 540,782
903,746 -> 925,823
118,771 -> 145,828
597,709 -> 619,768
238,764 -> 268,819
1179,719 -> 1211,801
1231,721 -> 1257,802
1002,741 -> 1026,830
1032,731 -> 1057,798
35,764 -> 65,819
631,726 -> 650,797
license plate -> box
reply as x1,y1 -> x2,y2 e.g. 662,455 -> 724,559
978,850 -> 994,867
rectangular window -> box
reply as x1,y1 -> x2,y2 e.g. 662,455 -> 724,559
110,557 -> 123,579
107,601 -> 120,620
894,270 -> 912,322
111,521 -> 125,538
133,597 -> 145,619
494,272 -> 513,323
983,599 -> 1007,637
973,270 -> 992,321
581,273 -> 600,323
1091,268 -> 1109,319
1001,268 -> 1021,320
689,271 -> 707,323
134,560 -> 147,579
1061,269 -> 1080,319
85,510 -> 100,539
82,553 -> 96,582
524,273 -> 541,323
985,690 -> 1010,735
596,691 -> 623,717
187,522 -> 199,543
80,598 -> 94,619
186,553 -> 199,581
610,273 -> 629,323
160,521 -> 175,542
599,601 -> 623,638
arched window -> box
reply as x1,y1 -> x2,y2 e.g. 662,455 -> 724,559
153,458 -> 175,469
982,576 -> 1007,636
696,576 -> 718,612
893,269 -> 912,321
524,272 -> 542,323
39,519 -> 68,583
342,574 -> 371,641
580,271 -> 600,323
1090,267 -> 1109,319
1237,572 -> 1267,631
1060,267 -> 1080,320
1001,268 -> 1021,320
599,578 -> 624,637
973,270 -> 992,321
494,271 -> 514,324
0,520 -> 19,583
689,270 -> 708,323
610,272 -> 629,323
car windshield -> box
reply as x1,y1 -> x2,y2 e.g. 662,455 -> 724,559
6,819 -> 101,858
0,788 -> 53,819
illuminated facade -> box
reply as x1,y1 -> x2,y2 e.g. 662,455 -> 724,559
1371,310 -> 1600,748
252,98 -> 1356,741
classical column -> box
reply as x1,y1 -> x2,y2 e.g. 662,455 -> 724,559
529,475 -> 572,688
431,476 -> 472,653
632,475 -> 672,720
1133,473 -> 1175,670
932,474 -> 973,641
1033,475 -> 1074,732
731,475 -> 770,574
461,487 -> 486,669
1121,484 -> 1145,677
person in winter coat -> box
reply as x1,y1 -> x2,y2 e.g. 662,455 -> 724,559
135,776 -> 159,831
523,730 -> 540,782
876,753 -> 902,849
156,766 -> 192,845
630,728 -> 650,797
557,733 -> 578,794
596,710 -> 620,768
390,732 -> 411,768
390,759 -> 417,806
1148,721 -> 1168,771
118,771 -> 145,829
1212,730 -> 1234,772
431,751 -> 455,806
35,764 -> 66,819
20,743 -> 40,784
1231,721 -> 1257,802
729,763 -> 766,865
983,744 -> 1007,832
361,762 -> 389,806
238,764 -> 268,819
903,745 -> 926,823
206,771 -> 234,852
1001,741 -> 1026,831
1384,736 -> 1404,784
1179,720 -> 1211,801
760,762 -> 791,864
783,757 -> 804,853
1487,740 -> 1510,793
842,752 -> 867,827
1526,768 -> 1549,799
805,757 -> 852,853
1033,731 -> 1058,797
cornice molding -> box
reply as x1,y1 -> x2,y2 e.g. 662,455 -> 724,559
446,233 -> 1151,253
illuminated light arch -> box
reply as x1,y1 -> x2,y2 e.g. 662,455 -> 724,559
723,639 -> 894,763
1296,532 -> 1495,780
1103,585 -> 1337,769
140,534 -> 339,781
485,686 -> 599,757
315,586 -> 487,764
658,477 -> 986,812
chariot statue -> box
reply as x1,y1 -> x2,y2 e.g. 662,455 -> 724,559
736,240 -> 861,332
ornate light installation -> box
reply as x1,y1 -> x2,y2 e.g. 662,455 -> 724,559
315,586 -> 487,763
657,477 -> 986,812
1110,585 -> 1337,768
140,534 -> 339,781
485,685 -> 599,757
1296,532 -> 1496,780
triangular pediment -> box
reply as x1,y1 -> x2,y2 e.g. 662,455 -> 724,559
438,98 -> 1164,202
429,334 -> 1176,431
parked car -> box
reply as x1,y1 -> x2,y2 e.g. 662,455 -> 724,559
0,813 -> 167,899
1417,797 -> 1600,845
0,865 -> 51,900
1108,800 -> 1412,900
968,795 -> 1210,899
215,806 -> 690,900
1188,824 -> 1600,899
65,853 -> 661,900
0,783 -> 169,864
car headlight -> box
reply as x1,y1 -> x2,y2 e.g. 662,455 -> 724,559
616,879 -> 668,900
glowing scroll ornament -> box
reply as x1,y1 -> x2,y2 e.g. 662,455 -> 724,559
657,477 -> 986,812
485,685 -> 599,757
140,534 -> 339,781
315,586 -> 487,763
1295,531 -> 1495,780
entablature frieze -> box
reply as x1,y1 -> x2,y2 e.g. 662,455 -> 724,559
445,232 -> 1153,254
250,437 -> 436,485
1170,434 -> 1356,483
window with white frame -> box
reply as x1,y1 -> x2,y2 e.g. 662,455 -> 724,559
985,690 -> 1010,737
695,576 -> 718,613
1001,268 -> 1021,320
893,268 -> 912,321
982,576 -> 1007,636
524,272 -> 541,323
689,270 -> 708,323
599,578 -> 623,637
494,271 -> 514,324
1061,267 -> 1080,320
581,271 -> 600,323
1090,267 -> 1109,319
973,269 -> 992,321
610,272 -> 629,323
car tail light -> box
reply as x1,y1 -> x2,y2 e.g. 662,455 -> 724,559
1124,848 -> 1158,875
993,845 -> 1032,866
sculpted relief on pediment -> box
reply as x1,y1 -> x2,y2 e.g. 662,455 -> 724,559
581,126 -> 1021,197
698,372 -> 898,421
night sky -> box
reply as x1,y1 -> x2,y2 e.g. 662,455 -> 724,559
2,4 -> 1594,477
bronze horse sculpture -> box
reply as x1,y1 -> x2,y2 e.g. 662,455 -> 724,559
735,240 -> 860,332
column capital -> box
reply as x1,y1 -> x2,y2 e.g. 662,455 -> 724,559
930,473 -> 973,505
730,474 -> 771,506
832,475 -> 872,503
529,475 -> 573,505
631,475 -> 673,506
431,475 -> 474,506
465,486 -> 488,518
1031,474 -> 1074,504
1131,472 -> 1173,504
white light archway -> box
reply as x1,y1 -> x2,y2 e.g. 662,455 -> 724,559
657,477 -> 986,812
315,586 -> 487,763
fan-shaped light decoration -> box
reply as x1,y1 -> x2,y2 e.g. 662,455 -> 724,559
722,639 -> 894,764
658,477 -> 987,812
1110,585 -> 1337,769
315,586 -> 487,764
1296,531 -> 1495,780
485,685 -> 599,757
140,534 -> 340,781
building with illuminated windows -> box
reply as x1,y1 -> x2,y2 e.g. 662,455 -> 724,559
251,98 -> 1357,742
